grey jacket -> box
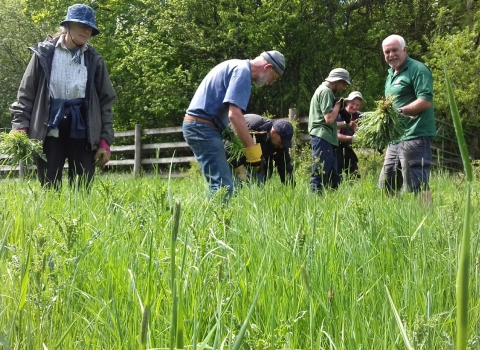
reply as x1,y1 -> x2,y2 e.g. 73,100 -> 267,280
10,36 -> 115,149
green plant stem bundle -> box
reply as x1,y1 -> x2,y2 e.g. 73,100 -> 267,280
223,127 -> 262,163
223,130 -> 244,162
0,131 -> 46,166
356,95 -> 406,150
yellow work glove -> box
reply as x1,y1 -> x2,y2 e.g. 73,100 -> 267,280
242,144 -> 262,163
242,144 -> 264,173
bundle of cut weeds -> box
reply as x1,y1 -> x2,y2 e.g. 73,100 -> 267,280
223,127 -> 244,162
356,94 -> 406,150
0,131 -> 46,167
223,127 -> 263,163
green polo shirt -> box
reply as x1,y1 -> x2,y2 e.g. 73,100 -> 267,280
385,56 -> 436,141
308,82 -> 338,146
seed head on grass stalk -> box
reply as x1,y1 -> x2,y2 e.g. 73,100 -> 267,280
355,95 -> 406,150
0,132 -> 46,167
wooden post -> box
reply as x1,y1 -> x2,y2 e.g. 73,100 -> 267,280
288,108 -> 299,152
471,134 -> 479,160
19,160 -> 25,179
133,124 -> 142,176
288,108 -> 298,122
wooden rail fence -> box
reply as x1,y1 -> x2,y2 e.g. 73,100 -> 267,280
108,125 -> 195,176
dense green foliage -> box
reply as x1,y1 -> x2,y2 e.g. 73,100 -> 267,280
0,172 -> 479,348
0,0 -> 47,127
1,0 -> 480,136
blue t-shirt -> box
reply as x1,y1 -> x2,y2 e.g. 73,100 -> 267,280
186,59 -> 252,132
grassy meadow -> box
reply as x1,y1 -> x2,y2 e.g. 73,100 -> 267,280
0,167 -> 479,349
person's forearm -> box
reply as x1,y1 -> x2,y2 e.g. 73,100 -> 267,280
324,104 -> 342,125
399,98 -> 432,116
338,133 -> 354,143
228,106 -> 256,147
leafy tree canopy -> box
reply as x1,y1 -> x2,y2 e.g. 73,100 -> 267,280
0,0 -> 478,135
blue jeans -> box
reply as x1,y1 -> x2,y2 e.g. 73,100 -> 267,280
310,136 -> 340,194
183,121 -> 234,197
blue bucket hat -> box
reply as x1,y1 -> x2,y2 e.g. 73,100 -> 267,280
60,4 -> 100,36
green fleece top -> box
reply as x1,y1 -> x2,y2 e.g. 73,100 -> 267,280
308,82 -> 338,146
385,55 -> 436,141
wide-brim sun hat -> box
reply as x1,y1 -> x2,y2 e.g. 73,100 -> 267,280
325,68 -> 351,85
60,4 -> 100,36
345,91 -> 366,103
261,50 -> 286,76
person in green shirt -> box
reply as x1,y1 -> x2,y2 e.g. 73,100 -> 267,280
308,68 -> 357,194
379,34 -> 436,205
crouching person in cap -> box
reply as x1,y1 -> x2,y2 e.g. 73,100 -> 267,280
10,4 -> 115,190
184,50 -> 285,198
308,68 -> 356,194
226,114 -> 295,185
336,91 -> 365,179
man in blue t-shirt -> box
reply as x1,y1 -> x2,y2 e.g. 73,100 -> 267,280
183,50 -> 285,197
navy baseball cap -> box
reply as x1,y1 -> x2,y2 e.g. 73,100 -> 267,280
272,119 -> 294,148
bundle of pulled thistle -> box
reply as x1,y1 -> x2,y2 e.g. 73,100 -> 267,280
355,94 -> 406,150
0,131 -> 46,167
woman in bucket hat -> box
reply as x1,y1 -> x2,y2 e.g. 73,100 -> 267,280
336,91 -> 365,179
10,4 -> 115,190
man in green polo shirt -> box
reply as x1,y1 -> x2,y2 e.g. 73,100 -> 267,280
308,68 -> 357,194
379,34 -> 436,205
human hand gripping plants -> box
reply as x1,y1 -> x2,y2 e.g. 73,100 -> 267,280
355,94 -> 407,150
0,130 -> 46,175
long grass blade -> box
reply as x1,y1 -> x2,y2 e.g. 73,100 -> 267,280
19,242 -> 31,311
176,225 -> 189,349
0,228 -> 9,260
385,285 -> 414,350
443,62 -> 473,182
197,324 -> 217,350
231,276 -> 265,350
53,319 -> 77,349
170,201 -> 181,350
443,56 -> 472,350
0,333 -> 12,350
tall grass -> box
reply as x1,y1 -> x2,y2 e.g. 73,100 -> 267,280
443,60 -> 474,350
0,170 -> 478,349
